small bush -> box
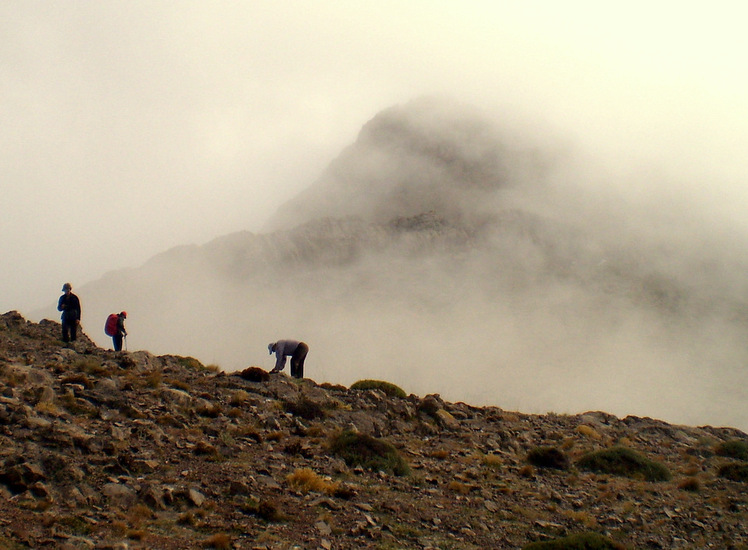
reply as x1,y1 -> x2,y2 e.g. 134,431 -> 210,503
527,446 -> 570,470
237,367 -> 270,383
202,533 -> 232,549
715,439 -> 748,461
193,441 -> 218,458
328,430 -> 410,476
178,356 -> 207,371
519,464 -> 535,478
196,400 -> 222,418
283,396 -> 326,420
718,462 -> 748,482
350,379 -> 407,398
523,531 -> 627,549
57,515 -> 94,536
576,446 -> 671,482
678,477 -> 701,492
240,498 -> 284,522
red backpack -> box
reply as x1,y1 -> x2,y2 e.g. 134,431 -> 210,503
104,313 -> 118,336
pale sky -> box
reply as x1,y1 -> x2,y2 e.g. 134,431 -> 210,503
2,1 -> 747,314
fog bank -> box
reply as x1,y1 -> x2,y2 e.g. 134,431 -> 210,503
31,98 -> 748,432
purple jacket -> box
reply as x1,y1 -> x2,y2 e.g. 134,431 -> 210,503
271,339 -> 300,370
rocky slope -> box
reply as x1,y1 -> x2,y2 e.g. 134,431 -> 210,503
1,311 -> 747,549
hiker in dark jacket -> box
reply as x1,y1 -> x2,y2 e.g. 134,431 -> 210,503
113,311 -> 128,352
57,283 -> 81,343
268,340 -> 308,379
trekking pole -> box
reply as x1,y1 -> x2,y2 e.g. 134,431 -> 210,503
124,335 -> 128,351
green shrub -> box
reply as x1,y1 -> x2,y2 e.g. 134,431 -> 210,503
527,446 -> 570,470
715,439 -> 748,461
576,446 -> 671,482
178,356 -> 206,371
523,531 -> 627,549
718,462 -> 748,482
328,430 -> 410,476
56,515 -> 94,536
350,379 -> 407,398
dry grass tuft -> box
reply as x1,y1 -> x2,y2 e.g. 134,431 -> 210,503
146,369 -> 163,388
576,425 -> 602,440
35,400 -> 62,416
563,509 -> 598,528
481,453 -> 503,471
286,468 -> 340,495
230,389 -> 249,406
226,407 -> 243,419
167,378 -> 190,391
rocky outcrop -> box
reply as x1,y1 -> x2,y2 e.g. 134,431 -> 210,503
0,311 -> 746,549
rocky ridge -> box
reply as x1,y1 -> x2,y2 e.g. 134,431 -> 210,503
1,310 -> 747,549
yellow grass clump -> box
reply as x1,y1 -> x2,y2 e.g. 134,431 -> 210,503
286,468 -> 340,496
576,424 -> 602,440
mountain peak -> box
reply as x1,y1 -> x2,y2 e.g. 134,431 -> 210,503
263,97 -> 542,232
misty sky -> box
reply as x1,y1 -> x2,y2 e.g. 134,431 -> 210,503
2,1 -> 747,315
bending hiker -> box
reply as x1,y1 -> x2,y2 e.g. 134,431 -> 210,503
57,283 -> 81,343
268,340 -> 308,379
105,311 -> 128,351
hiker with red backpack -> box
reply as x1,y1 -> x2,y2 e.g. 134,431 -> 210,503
105,311 -> 128,351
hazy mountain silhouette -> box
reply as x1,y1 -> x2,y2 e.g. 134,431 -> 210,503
263,97 -> 550,232
40,97 -> 748,431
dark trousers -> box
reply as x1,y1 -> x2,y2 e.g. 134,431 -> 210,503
62,319 -> 77,342
290,342 -> 308,379
113,334 -> 124,351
